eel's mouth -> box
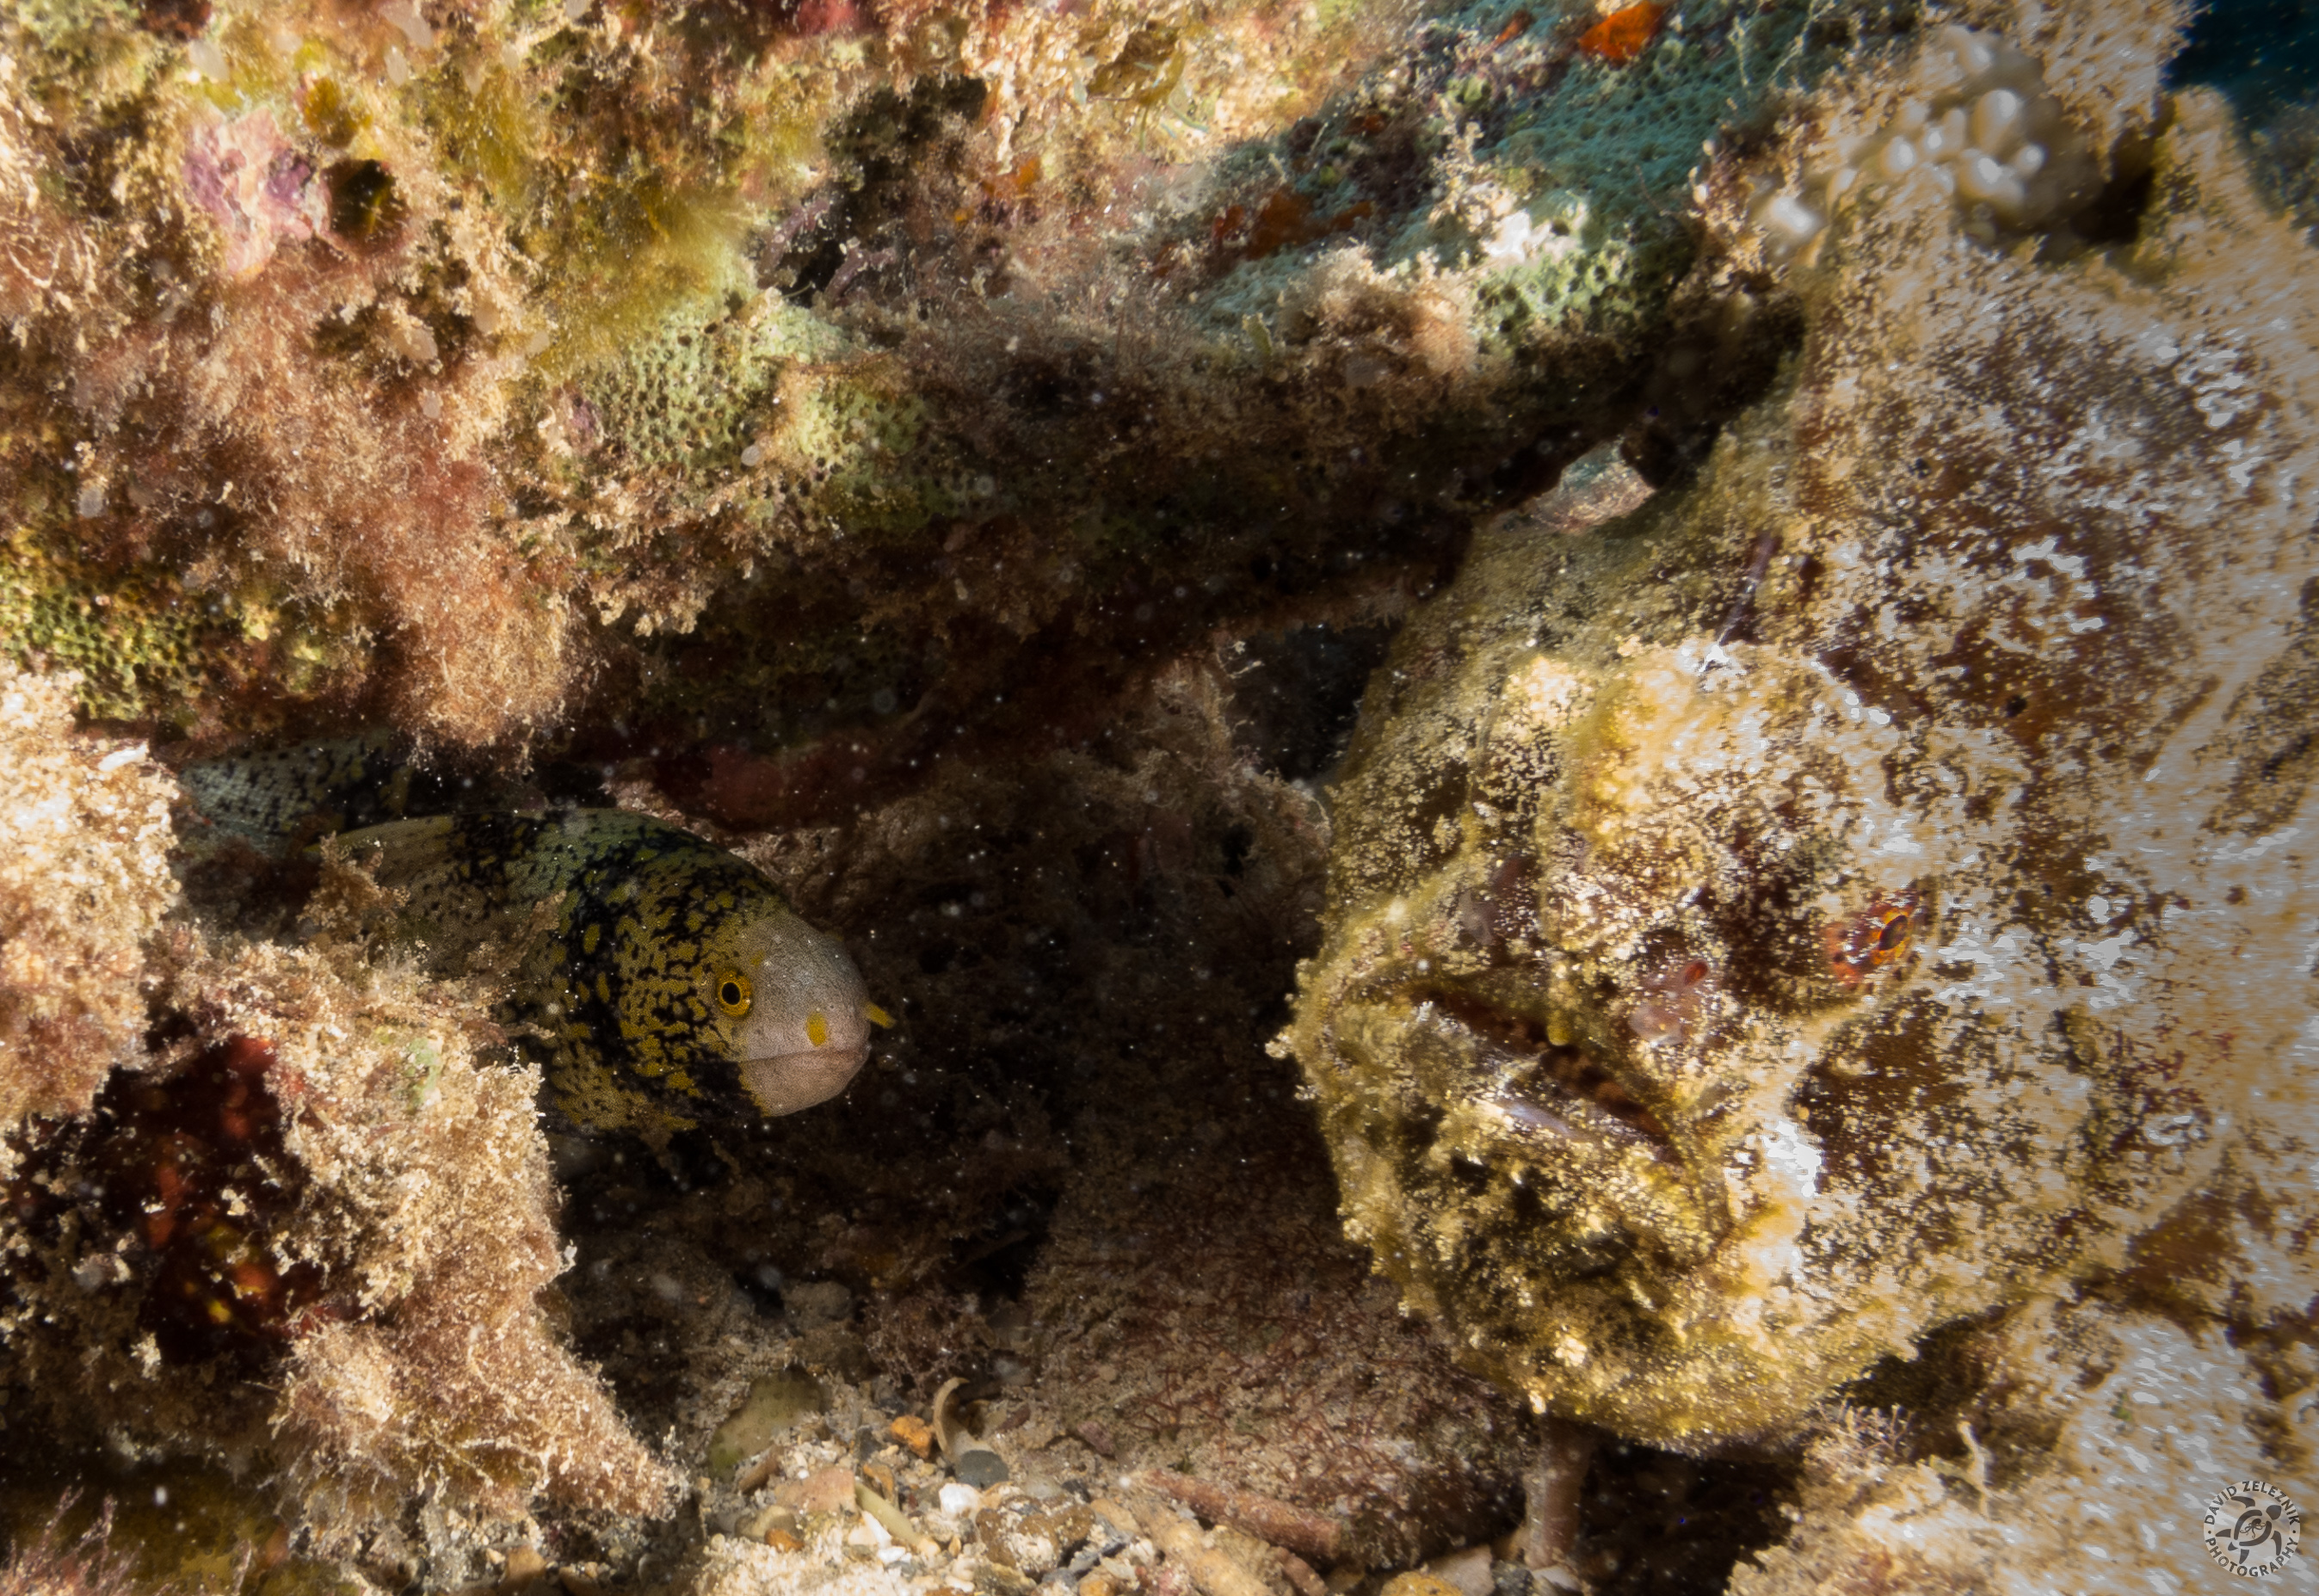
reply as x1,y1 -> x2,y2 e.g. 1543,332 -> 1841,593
741,1040 -> 869,1117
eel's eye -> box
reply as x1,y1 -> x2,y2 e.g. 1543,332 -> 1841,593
715,971 -> 754,1018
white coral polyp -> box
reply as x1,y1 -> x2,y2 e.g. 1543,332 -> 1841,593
1755,27 -> 2101,257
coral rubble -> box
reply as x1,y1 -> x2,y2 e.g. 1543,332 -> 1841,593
1286,0 -> 2316,1516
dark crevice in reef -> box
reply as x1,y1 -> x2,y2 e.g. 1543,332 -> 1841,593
942,1181 -> 1059,1303
1622,287 -> 1810,492
1224,621 -> 1397,783
8,1036 -> 324,1377
591,527 -> 1472,831
582,270 -> 1807,816
1578,1441 -> 1804,1596
763,74 -> 993,304
2065,157 -> 2158,250
2168,0 -> 2319,128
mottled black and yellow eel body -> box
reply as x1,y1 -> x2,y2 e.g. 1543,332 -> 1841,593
182,738 -> 878,1138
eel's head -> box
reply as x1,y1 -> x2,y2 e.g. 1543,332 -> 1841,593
706,908 -> 876,1116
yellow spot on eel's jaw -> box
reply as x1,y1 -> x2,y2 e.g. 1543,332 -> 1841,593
806,1011 -> 830,1048
865,1003 -> 895,1028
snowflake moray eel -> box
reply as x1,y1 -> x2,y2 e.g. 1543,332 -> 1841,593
182,739 -> 883,1137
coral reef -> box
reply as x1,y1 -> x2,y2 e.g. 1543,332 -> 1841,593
3,0 -> 2314,1591
0,0 -> 1874,751
1286,0 -> 2316,1478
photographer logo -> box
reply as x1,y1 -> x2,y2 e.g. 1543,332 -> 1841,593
2203,1480 -> 2303,1580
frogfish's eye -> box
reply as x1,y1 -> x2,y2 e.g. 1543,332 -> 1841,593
715,970 -> 754,1018
1824,889 -> 1923,987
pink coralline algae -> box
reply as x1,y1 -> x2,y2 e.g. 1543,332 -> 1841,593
182,111 -> 326,280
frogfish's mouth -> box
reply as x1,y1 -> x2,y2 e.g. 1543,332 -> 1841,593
1330,971 -> 1730,1278
1415,989 -> 1679,1157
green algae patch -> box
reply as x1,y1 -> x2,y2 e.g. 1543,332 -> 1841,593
578,294 -> 853,482
528,175 -> 759,379
0,528 -> 367,729
402,22 -> 842,381
706,1365 -> 830,1478
1385,0 -> 1909,348
0,1452 -> 363,1596
0,528 -> 204,722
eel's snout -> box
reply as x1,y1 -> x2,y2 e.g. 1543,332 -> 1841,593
735,914 -> 875,1116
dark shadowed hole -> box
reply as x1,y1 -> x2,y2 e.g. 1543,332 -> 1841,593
1578,1440 -> 1801,1595
2167,0 -> 2319,127
2064,159 -> 2157,250
947,1183 -> 1058,1302
326,159 -> 403,243
1228,623 -> 1397,781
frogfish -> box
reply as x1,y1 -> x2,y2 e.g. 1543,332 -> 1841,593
181,738 -> 879,1138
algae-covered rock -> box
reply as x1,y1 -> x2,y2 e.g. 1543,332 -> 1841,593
0,663 -> 178,1129
0,0 -> 1901,749
3,848 -> 675,1550
1731,1300 -> 2316,1594
707,1366 -> 827,1479
1286,23 -> 2317,1451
